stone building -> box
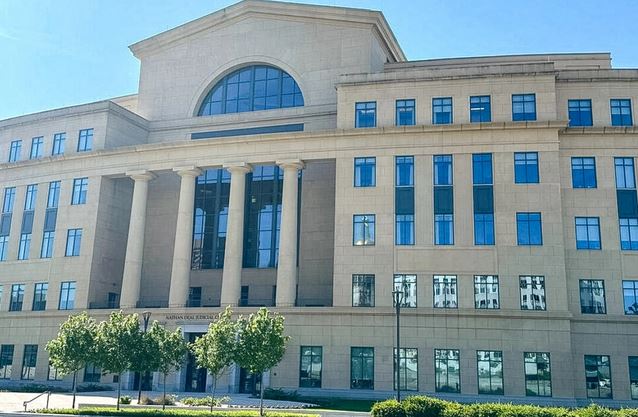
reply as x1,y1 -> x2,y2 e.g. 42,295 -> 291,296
0,0 -> 637,406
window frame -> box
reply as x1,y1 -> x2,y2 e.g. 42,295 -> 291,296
584,354 -> 613,399
476,350 -> 504,395
519,275 -> 547,311
514,152 -> 540,184
434,348 -> 461,393
432,97 -> 453,125
352,214 -> 375,246
575,217 -> 601,250
352,274 -> 375,307
568,99 -> 593,127
469,95 -> 491,123
354,157 -> 376,188
571,157 -> 597,189
350,347 -> 374,390
611,99 -> 633,127
579,279 -> 606,314
433,275 -> 458,309
512,93 -> 537,121
396,99 -> 416,126
355,101 -> 377,128
299,346 -> 322,388
524,352 -> 552,397
474,275 -> 500,310
516,212 -> 543,246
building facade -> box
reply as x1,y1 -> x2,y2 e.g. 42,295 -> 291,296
0,0 -> 638,406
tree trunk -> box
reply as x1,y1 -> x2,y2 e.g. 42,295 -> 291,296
210,375 -> 217,412
72,370 -> 77,409
116,374 -> 122,411
137,372 -> 143,404
259,372 -> 265,417
163,373 -> 167,411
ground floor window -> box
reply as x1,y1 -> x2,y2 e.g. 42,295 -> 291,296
0,345 -> 13,379
350,347 -> 374,389
21,345 -> 37,380
585,355 -> 612,399
352,275 -> 374,307
393,274 -> 417,307
394,348 -> 418,391
629,356 -> 638,400
524,352 -> 552,397
84,363 -> 101,383
435,348 -> 460,393
299,346 -> 322,388
48,362 -> 63,381
477,350 -> 503,395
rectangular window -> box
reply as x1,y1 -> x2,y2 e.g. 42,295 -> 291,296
579,280 -> 606,314
470,95 -> 491,123
396,99 -> 416,126
48,362 -> 63,381
394,348 -> 418,391
0,237 -> 7,262
299,346 -> 322,388
71,178 -> 88,205
516,212 -> 543,245
52,133 -> 66,156
512,94 -> 536,121
353,214 -> 375,246
65,229 -> 82,256
354,157 -> 376,187
434,214 -> 454,245
352,275 -> 375,307
474,275 -> 499,309
611,99 -> 633,127
474,214 -> 495,246
585,355 -> 612,399
18,233 -> 31,260
24,184 -> 37,211
351,347 -> 374,389
395,215 -> 414,245
472,153 -> 493,185
8,140 -> 22,162
59,281 -> 76,310
623,280 -> 638,315
433,275 -> 457,308
239,285 -> 249,306
187,286 -> 202,307
396,156 -> 414,186
514,152 -> 539,183
575,217 -> 601,250
520,276 -> 546,310
615,157 -> 635,189
524,352 -> 552,397
0,345 -> 14,379
47,181 -> 61,209
30,137 -> 43,159
41,231 -> 55,259
77,128 -> 94,152
432,97 -> 453,124
434,155 -> 453,186
477,350 -> 503,395
393,274 -> 417,308
568,99 -> 593,127
629,357 -> 638,399
396,156 -> 415,245
355,102 -> 376,128
620,218 -> 638,250
21,345 -> 37,380
435,349 -> 460,393
571,157 -> 597,188
83,363 -> 101,383
32,283 -> 48,311
2,187 -> 16,214
9,284 -> 24,311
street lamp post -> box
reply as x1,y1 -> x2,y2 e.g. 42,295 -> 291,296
138,311 -> 152,404
392,287 -> 405,402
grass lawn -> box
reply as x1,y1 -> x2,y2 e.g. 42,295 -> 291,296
37,407 -> 318,417
303,397 -> 378,412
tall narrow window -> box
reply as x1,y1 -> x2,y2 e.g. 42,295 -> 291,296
433,275 -> 457,308
396,99 -> 415,126
477,350 -> 503,395
432,97 -> 453,124
584,355 -> 612,399
352,275 -> 375,307
615,157 -> 636,189
520,276 -> 546,310
351,347 -> 374,389
48,362 -> 63,381
353,215 -> 375,246
30,137 -> 43,159
396,156 -> 414,245
9,284 -> 24,311
474,275 -> 499,309
21,345 -> 37,380
355,102 -> 376,128
71,178 -> 88,205
524,352 -> 552,397
354,157 -> 376,187
623,280 -> 638,315
65,229 -> 82,256
299,346 -> 322,388
0,187 -> 15,262
394,348 -> 418,391
0,345 -> 14,379
470,96 -> 491,123
52,133 -> 66,155
434,155 -> 454,245
21,184 -> 37,259
32,283 -> 47,311
187,286 -> 202,307
629,357 -> 638,399
435,349 -> 460,393
59,281 -> 76,310
568,99 -> 593,127
473,153 -> 494,245
579,280 -> 606,314
77,128 -> 93,152
571,157 -> 597,188
18,233 -> 31,260
516,212 -> 543,245
393,274 -> 417,308
512,94 -> 536,121
611,99 -> 633,126
575,217 -> 601,250
8,140 -> 22,162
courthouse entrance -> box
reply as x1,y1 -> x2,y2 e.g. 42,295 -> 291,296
184,333 -> 207,392
239,368 -> 261,395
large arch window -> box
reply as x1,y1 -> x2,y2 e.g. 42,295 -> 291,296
198,65 -> 304,116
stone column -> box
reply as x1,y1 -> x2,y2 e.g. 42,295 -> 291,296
220,162 -> 252,307
168,166 -> 202,307
275,160 -> 304,307
120,170 -> 156,309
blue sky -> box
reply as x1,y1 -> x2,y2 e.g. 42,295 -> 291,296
1,0 -> 636,120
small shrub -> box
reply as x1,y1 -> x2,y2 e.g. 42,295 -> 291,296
119,396 -> 131,405
37,407 -> 318,417
140,395 -> 177,406
402,396 -> 448,417
77,383 -> 113,392
263,388 -> 300,402
576,405 -> 617,417
181,397 -> 230,407
371,399 -> 406,417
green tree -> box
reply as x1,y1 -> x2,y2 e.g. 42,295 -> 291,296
45,312 -> 98,409
148,322 -> 187,410
94,311 -> 142,410
234,308 -> 290,416
190,307 -> 236,411
130,324 -> 161,404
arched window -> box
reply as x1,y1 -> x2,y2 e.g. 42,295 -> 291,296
198,65 -> 304,116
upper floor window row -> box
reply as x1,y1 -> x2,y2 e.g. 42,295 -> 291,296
6,129 -> 93,162
198,65 -> 304,116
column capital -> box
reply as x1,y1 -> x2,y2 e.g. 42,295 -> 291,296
223,162 -> 252,174
276,159 -> 305,171
126,170 -> 157,182
173,166 -> 203,178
